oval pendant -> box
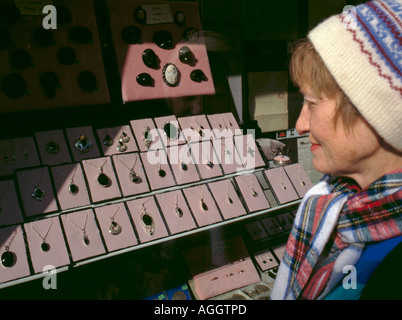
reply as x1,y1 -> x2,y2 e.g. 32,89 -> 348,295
69,183 -> 79,195
129,170 -> 140,183
32,187 -> 46,201
83,235 -> 90,246
103,134 -> 113,146
180,162 -> 188,171
162,63 -> 180,87
45,140 -> 61,154
1,251 -> 16,268
41,242 -> 50,252
175,207 -> 183,218
109,221 -> 122,235
142,48 -> 159,69
227,196 -> 233,204
201,200 -> 208,211
158,169 -> 166,178
141,212 -> 154,236
97,173 -> 110,187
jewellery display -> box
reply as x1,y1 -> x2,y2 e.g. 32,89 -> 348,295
139,201 -> 155,236
45,141 -> 61,154
56,166 -> 79,196
21,168 -> 46,201
67,213 -> 90,246
162,121 -> 179,141
31,220 -> 53,252
1,230 -> 17,268
100,205 -> 122,236
86,159 -> 110,187
189,188 -> 208,211
74,134 -> 93,153
161,193 -> 184,218
118,156 -> 141,183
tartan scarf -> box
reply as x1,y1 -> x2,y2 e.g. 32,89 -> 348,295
271,169 -> 402,300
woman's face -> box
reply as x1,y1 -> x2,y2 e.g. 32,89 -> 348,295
295,87 -> 382,181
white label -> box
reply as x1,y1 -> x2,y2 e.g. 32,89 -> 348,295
143,4 -> 173,24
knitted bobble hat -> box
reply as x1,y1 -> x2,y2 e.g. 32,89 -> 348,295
308,0 -> 402,152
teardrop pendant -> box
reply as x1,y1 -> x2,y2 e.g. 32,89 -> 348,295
1,251 -> 16,268
97,173 -> 110,187
175,206 -> 183,218
83,234 -> 90,246
141,212 -> 155,236
109,220 -> 122,235
201,200 -> 208,211
158,169 -> 166,178
119,132 -> 130,143
180,161 -> 188,171
103,134 -> 113,146
227,196 -> 233,204
129,169 -> 140,183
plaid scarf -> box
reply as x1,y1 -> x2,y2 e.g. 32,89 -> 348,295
271,169 -> 402,300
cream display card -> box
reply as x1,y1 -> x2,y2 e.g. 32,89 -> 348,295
24,217 -> 70,274
51,163 -> 91,210
94,203 -> 138,253
208,179 -> 247,220
61,209 -> 106,262
66,126 -> 100,162
140,150 -> 175,190
189,140 -> 222,180
156,190 -> 197,235
97,125 -> 138,156
167,144 -> 200,185
130,118 -> 162,152
112,152 -> 150,197
126,196 -> 169,243
284,163 -> 313,198
264,167 -> 299,204
235,174 -> 271,213
182,184 -> 222,227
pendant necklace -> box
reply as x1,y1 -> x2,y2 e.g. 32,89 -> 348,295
56,165 -> 79,196
100,205 -> 122,235
21,168 -> 47,201
190,117 -> 204,137
249,177 -> 259,198
142,125 -> 152,149
153,162 -> 166,178
102,128 -> 114,146
1,230 -> 17,268
161,193 -> 184,218
86,159 -> 110,187
67,213 -> 90,246
280,167 -> 287,190
189,189 -> 208,211
119,126 -> 130,143
225,181 -> 234,204
297,165 -> 306,186
31,220 -> 53,252
139,199 -> 154,236
179,145 -> 189,171
118,156 -> 141,183
0,181 -> 10,214
74,134 -> 93,153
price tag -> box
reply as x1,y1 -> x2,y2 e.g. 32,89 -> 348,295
142,4 -> 173,24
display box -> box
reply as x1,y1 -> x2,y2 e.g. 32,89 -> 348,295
189,140 -> 222,180
235,173 -> 271,213
51,163 -> 91,210
264,167 -> 299,204
0,137 -> 41,177
140,149 -> 176,190
166,144 -> 200,185
126,196 -> 169,243
0,179 -> 24,226
94,203 -> 138,252
155,190 -> 197,235
61,209 -> 106,262
208,179 -> 247,220
82,157 -> 121,203
254,249 -> 279,272
65,126 -> 101,162
24,217 -> 70,274
35,129 -> 72,166
97,125 -> 138,156
182,184 -> 222,227
16,166 -> 59,217
130,118 -> 162,152
112,152 -> 150,197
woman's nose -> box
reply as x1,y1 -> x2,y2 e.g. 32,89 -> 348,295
295,104 -> 310,136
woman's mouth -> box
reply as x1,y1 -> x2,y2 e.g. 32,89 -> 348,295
310,143 -> 320,152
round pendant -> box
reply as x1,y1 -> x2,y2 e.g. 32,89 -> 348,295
119,132 -> 130,143
97,173 -> 110,187
129,170 -> 140,183
1,251 -> 16,268
136,73 -> 154,87
175,207 -> 183,218
45,141 -> 61,154
190,69 -> 207,83
41,242 -> 50,252
103,134 -> 113,146
162,63 -> 180,87
68,183 -> 79,196
32,187 -> 46,201
158,169 -> 166,178
163,122 -> 179,140
180,162 -> 188,171
75,135 -> 93,153
117,141 -> 128,152
109,221 -> 122,235
201,200 -> 208,211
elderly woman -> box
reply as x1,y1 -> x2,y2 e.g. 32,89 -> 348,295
271,0 -> 402,300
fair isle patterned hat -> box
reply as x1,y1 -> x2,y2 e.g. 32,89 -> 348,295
308,0 -> 402,152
